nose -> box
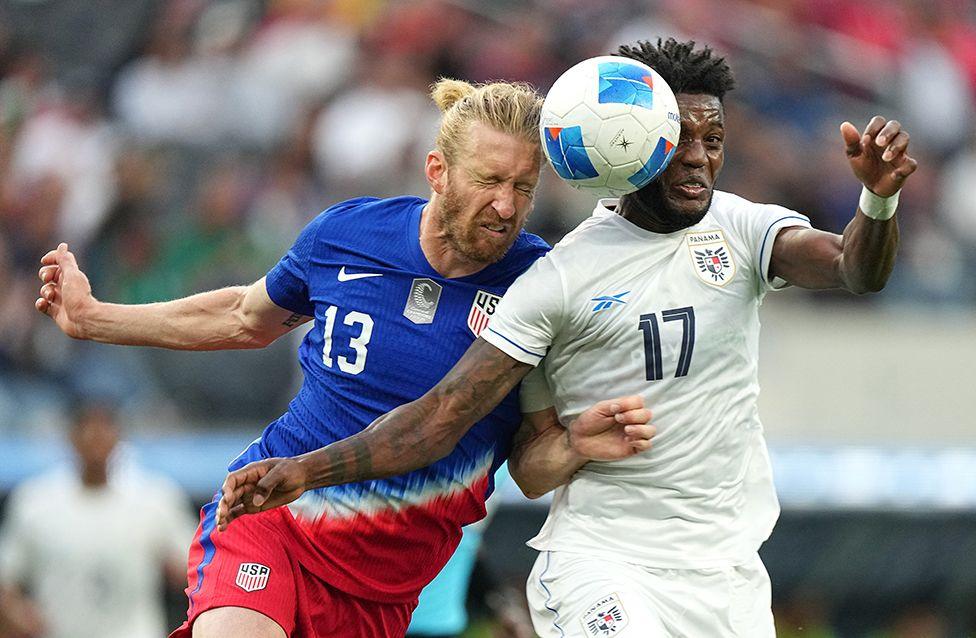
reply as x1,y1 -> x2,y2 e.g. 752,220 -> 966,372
678,139 -> 707,168
492,185 -> 517,220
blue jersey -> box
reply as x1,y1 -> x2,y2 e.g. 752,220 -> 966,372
232,196 -> 548,601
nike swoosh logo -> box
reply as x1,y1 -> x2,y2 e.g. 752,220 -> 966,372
338,267 -> 383,282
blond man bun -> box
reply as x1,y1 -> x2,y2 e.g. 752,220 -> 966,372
430,78 -> 543,163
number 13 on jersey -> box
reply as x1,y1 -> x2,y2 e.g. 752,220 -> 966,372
638,306 -> 695,381
322,305 -> 374,375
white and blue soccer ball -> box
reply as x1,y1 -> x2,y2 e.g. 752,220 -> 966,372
540,55 -> 681,197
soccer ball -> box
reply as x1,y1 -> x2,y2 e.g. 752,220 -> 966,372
540,55 -> 681,197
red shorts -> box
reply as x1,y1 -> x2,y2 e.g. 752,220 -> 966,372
170,501 -> 416,638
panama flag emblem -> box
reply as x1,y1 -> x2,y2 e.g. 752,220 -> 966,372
686,229 -> 736,286
467,290 -> 501,337
236,563 -> 270,592
581,593 -> 628,636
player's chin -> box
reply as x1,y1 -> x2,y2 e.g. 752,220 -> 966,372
664,190 -> 712,220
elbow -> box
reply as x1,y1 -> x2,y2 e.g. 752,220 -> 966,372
509,465 -> 546,500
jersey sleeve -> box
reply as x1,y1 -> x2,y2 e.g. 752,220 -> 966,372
483,254 -> 564,366
519,364 -> 554,413
729,202 -> 812,292
264,212 -> 326,316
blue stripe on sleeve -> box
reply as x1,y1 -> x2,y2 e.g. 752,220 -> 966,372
758,214 -> 811,285
485,327 -> 545,359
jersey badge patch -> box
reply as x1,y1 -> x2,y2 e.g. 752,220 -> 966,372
686,229 -> 736,286
236,563 -> 270,592
581,592 -> 628,636
467,290 -> 501,337
404,278 -> 442,324
591,291 -> 629,312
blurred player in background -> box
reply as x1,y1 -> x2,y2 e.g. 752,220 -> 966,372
218,37 -> 917,637
0,401 -> 194,638
34,80 -> 653,637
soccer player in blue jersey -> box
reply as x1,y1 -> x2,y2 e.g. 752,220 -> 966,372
35,78 -> 654,638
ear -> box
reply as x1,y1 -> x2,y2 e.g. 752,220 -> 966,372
425,150 -> 449,194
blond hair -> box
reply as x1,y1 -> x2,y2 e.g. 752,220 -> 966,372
430,78 -> 543,163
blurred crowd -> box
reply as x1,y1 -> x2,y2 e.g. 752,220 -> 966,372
1,0 -> 975,423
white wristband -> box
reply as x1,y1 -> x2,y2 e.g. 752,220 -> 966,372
858,186 -> 899,221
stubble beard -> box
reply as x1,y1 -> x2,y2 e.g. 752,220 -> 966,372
438,185 -> 519,265
630,180 -> 712,232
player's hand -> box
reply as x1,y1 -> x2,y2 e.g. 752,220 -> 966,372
216,457 -> 308,530
568,395 -> 654,461
841,116 -> 918,198
35,242 -> 96,339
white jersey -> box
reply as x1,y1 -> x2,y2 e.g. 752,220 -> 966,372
484,191 -> 810,569
0,465 -> 196,638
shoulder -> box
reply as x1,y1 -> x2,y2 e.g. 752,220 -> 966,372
313,195 -> 424,227
4,469 -> 73,518
709,190 -> 807,225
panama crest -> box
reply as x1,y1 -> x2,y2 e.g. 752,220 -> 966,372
581,593 -> 629,636
686,230 -> 736,286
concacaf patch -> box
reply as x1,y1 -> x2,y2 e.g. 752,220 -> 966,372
581,592 -> 629,636
467,290 -> 501,337
236,562 -> 270,592
686,229 -> 736,286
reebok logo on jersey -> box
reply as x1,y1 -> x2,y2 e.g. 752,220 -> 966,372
338,267 -> 383,282
581,592 -> 628,636
590,291 -> 629,312
685,229 -> 736,286
235,563 -> 270,592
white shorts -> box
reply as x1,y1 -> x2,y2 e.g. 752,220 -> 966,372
526,550 -> 774,638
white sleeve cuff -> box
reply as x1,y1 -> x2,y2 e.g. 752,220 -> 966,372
482,327 -> 546,366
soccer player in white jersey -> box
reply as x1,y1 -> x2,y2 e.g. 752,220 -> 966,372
217,38 -> 917,637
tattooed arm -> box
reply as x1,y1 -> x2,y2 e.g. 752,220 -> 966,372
35,243 -> 310,349
217,339 -> 532,527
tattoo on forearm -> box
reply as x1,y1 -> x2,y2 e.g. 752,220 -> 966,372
309,339 -> 531,487
282,313 -> 303,327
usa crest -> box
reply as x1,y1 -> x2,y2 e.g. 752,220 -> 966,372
686,229 -> 736,286
581,593 -> 628,636
467,290 -> 501,337
404,278 -> 442,324
236,563 -> 270,592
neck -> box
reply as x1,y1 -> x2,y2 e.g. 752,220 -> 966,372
79,465 -> 109,488
418,202 -> 487,279
617,192 -> 700,234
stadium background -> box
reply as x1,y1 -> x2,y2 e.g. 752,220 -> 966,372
0,0 -> 974,635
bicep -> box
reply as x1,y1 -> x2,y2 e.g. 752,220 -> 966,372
768,226 -> 844,290
240,277 -> 312,345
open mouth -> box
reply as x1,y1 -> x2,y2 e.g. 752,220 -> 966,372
481,223 -> 508,238
672,178 -> 708,199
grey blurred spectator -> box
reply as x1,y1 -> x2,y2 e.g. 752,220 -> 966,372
0,402 -> 196,638
895,7 -> 975,156
8,81 -> 117,249
311,50 -> 438,198
229,0 -> 357,146
112,3 -> 229,146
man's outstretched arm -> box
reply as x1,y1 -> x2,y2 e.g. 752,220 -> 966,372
770,116 -> 916,293
35,243 -> 310,350
509,401 -> 655,499
217,338 -> 532,528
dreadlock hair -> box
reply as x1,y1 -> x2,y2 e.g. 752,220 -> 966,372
617,38 -> 735,102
